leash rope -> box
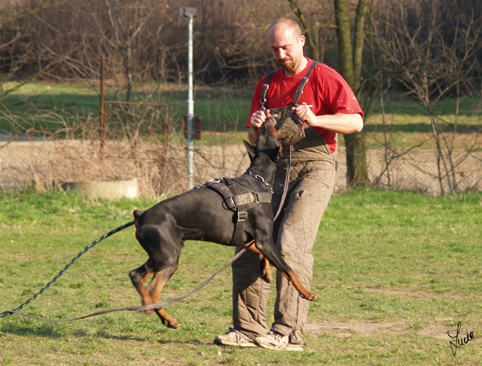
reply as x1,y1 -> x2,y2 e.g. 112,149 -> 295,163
2,247 -> 248,323
0,220 -> 135,318
1,219 -> 250,322
273,148 -> 291,221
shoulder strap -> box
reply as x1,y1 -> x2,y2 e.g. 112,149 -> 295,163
292,61 -> 318,106
259,61 -> 318,110
260,71 -> 275,111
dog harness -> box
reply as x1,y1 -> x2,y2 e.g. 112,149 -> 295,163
196,173 -> 273,245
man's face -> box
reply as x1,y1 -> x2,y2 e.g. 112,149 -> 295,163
269,26 -> 305,74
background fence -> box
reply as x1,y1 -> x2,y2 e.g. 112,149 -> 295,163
1,111 -> 480,197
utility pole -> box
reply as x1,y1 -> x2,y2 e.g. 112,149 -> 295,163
180,7 -> 197,189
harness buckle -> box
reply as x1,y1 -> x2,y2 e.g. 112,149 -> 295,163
237,211 -> 248,222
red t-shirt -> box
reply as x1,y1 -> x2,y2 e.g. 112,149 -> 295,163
246,59 -> 364,153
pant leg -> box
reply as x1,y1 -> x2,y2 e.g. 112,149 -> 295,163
231,248 -> 270,339
271,159 -> 336,345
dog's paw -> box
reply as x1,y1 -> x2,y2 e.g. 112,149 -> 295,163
260,272 -> 272,283
165,319 -> 181,329
304,292 -> 317,301
259,258 -> 272,283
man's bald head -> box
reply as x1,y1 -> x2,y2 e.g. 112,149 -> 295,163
267,18 -> 306,75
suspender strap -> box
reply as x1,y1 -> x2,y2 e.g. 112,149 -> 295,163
259,61 -> 318,110
260,70 -> 275,110
292,61 -> 317,106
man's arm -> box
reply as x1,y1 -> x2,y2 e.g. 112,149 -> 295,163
293,104 -> 363,134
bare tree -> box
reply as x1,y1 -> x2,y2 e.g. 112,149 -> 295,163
288,0 -> 369,187
334,0 -> 368,187
374,0 -> 482,194
0,0 -> 57,100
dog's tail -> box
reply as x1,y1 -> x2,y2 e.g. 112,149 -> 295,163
133,210 -> 144,231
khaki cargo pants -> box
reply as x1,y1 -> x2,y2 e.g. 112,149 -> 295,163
232,127 -> 336,345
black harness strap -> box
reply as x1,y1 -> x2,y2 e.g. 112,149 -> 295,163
207,178 -> 271,210
293,61 -> 318,105
206,178 -> 272,245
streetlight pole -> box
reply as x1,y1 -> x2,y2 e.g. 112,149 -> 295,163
180,7 -> 197,189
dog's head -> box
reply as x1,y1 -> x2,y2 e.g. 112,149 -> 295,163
243,118 -> 282,163
271,111 -> 305,147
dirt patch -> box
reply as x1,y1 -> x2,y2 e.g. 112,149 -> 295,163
305,320 -> 453,340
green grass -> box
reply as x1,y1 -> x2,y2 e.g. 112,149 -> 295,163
1,189 -> 481,365
0,83 -> 252,136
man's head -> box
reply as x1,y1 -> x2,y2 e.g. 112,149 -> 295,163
268,18 -> 306,75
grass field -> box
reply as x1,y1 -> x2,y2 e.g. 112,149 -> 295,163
0,83 -> 253,136
1,189 -> 481,365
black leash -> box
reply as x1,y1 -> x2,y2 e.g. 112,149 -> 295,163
274,148 -> 291,221
2,247 -> 248,323
0,220 -> 249,322
0,221 -> 135,319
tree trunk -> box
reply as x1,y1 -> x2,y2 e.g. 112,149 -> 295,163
334,0 -> 368,186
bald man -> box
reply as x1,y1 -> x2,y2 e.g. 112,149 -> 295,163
215,17 -> 364,351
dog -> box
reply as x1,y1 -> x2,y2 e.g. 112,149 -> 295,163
130,120 -> 316,329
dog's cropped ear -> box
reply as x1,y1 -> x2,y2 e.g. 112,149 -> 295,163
243,140 -> 256,161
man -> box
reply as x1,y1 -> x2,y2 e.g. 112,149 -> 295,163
215,17 -> 364,351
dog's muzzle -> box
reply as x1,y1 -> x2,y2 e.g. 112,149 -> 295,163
268,110 -> 305,146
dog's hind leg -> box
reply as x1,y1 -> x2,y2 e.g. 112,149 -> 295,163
129,264 -> 155,314
147,262 -> 180,329
147,261 -> 178,299
130,262 -> 180,329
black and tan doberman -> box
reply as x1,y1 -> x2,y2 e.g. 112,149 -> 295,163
130,121 -> 316,329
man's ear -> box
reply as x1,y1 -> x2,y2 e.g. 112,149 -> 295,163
243,140 -> 255,161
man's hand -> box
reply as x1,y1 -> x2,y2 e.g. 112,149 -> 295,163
248,109 -> 271,144
250,109 -> 271,129
292,103 -> 315,126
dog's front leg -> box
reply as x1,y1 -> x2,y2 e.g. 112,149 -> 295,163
244,241 -> 272,283
253,240 -> 317,301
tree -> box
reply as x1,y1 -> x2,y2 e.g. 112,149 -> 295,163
334,0 -> 368,187
289,0 -> 369,187
0,0 -> 57,100
374,0 -> 482,194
